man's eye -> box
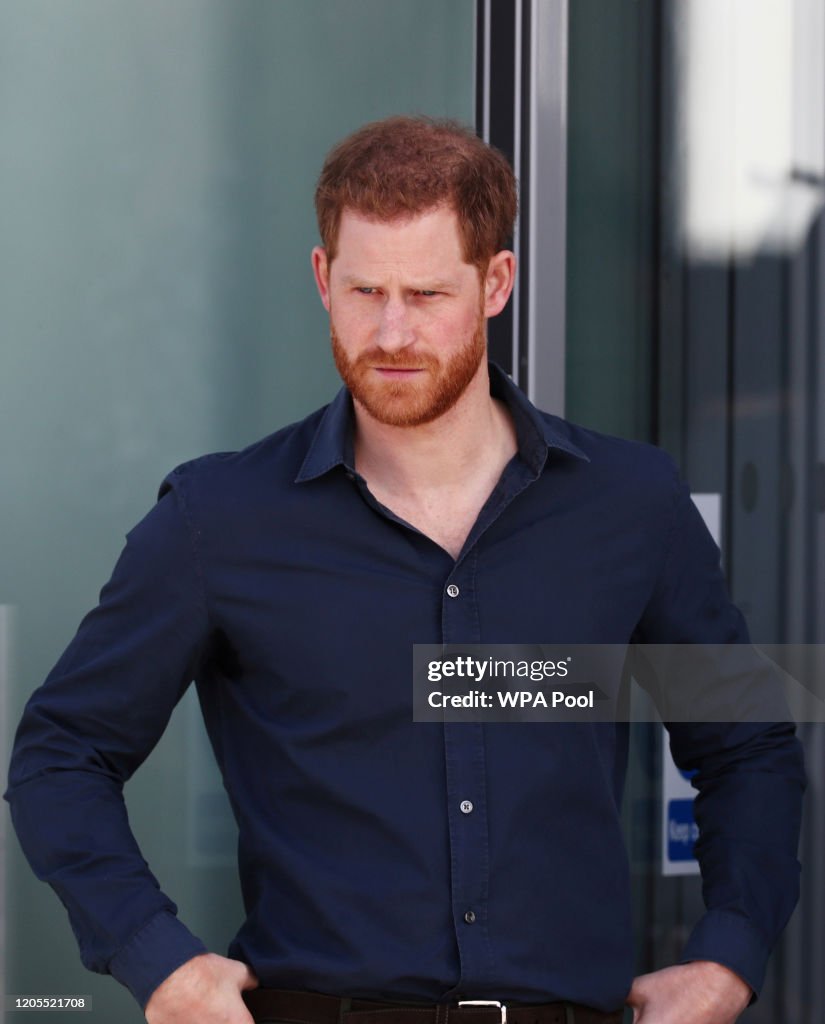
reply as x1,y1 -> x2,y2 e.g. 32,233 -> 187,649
356,287 -> 376,295
417,290 -> 438,297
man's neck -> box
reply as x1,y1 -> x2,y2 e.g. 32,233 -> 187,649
352,364 -> 517,498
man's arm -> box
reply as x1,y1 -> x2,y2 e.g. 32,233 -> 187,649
630,464 -> 805,1017
5,475 -> 225,1010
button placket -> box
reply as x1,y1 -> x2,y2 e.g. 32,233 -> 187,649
441,547 -> 495,989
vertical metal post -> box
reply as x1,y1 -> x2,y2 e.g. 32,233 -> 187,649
478,0 -> 491,143
477,0 -> 569,409
526,0 -> 568,414
512,0 -> 523,387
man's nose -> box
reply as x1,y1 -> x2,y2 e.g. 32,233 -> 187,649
375,298 -> 415,351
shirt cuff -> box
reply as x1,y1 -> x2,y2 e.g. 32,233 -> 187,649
679,908 -> 769,999
108,910 -> 209,1009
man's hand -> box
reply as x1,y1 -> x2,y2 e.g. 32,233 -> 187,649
144,952 -> 259,1024
626,961 -> 752,1024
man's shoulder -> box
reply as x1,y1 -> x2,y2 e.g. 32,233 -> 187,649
158,403 -> 331,502
537,409 -> 680,490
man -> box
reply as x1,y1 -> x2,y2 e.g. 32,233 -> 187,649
6,117 -> 804,1024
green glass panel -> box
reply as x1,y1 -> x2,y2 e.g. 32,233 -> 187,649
0,2 -> 474,1020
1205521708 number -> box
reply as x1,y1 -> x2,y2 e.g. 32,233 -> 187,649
6,995 -> 92,1011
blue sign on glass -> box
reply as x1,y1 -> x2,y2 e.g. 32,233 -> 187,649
667,799 -> 699,861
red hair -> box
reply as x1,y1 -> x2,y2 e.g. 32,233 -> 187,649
314,116 -> 518,270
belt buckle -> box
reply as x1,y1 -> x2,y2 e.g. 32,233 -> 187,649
457,1001 -> 507,1024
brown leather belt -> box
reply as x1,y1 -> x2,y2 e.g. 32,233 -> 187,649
242,988 -> 624,1024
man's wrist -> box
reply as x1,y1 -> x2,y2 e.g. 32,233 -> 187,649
108,910 -> 209,1009
627,960 -> 753,1023
680,908 -> 767,999
684,960 -> 754,1006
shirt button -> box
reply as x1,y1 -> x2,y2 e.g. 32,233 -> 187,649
446,584 -> 460,598
460,800 -> 473,814
464,910 -> 476,924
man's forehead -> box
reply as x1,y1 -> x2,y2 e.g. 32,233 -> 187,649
332,205 -> 472,270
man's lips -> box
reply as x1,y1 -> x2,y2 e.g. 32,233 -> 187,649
372,367 -> 425,378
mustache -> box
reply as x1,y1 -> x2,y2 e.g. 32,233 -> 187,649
351,347 -> 440,370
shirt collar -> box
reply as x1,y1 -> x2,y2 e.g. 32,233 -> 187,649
295,361 -> 589,484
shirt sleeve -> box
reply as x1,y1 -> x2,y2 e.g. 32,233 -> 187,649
634,463 -> 806,997
4,472 -> 211,1009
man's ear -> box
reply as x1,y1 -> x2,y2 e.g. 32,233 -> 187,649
483,250 -> 516,318
311,246 -> 331,311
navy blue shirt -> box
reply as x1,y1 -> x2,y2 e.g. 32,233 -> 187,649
5,365 -> 804,1012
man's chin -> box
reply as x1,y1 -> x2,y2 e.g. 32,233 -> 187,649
353,393 -> 445,428
333,324 -> 488,428
344,372 -> 433,427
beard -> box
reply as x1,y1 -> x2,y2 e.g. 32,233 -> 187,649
330,314 -> 487,428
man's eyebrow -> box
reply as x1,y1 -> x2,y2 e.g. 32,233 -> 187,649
414,279 -> 458,291
338,274 -> 459,290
